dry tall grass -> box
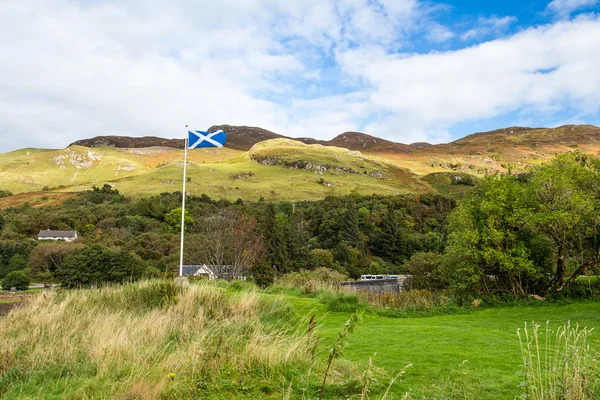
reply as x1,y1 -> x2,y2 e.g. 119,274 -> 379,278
518,321 -> 599,400
0,280 -> 312,399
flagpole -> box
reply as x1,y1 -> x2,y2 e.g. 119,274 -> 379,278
179,128 -> 188,277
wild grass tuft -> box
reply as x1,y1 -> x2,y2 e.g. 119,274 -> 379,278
0,280 -> 316,398
517,321 -> 599,400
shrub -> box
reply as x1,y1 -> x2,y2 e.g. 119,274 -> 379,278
57,245 -> 145,288
251,263 -> 274,288
310,249 -> 335,269
2,270 -> 30,290
404,252 -> 446,291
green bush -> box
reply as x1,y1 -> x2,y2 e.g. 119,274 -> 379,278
251,263 -> 274,288
57,245 -> 145,288
2,270 -> 30,290
404,252 -> 446,291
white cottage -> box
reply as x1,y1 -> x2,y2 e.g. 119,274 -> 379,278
37,230 -> 78,242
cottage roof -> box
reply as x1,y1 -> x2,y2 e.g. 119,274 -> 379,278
37,230 -> 78,238
181,265 -> 228,276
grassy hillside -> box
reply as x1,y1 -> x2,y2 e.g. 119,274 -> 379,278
0,145 -> 241,197
2,124 -> 600,203
77,141 -> 430,201
0,140 -> 431,203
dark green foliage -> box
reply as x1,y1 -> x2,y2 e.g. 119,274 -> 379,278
373,208 -> 407,264
450,174 -> 477,186
443,152 -> 600,296
251,263 -> 274,288
0,186 -> 456,283
57,245 -> 144,287
405,252 -> 446,291
339,201 -> 363,249
0,189 -> 13,198
2,270 -> 30,290
0,241 -> 34,278
258,203 -> 288,271
86,184 -> 123,204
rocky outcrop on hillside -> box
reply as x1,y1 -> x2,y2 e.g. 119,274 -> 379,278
249,153 -> 384,177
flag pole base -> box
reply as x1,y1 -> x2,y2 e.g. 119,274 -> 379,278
174,276 -> 189,287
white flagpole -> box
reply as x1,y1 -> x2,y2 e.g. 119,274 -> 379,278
179,128 -> 188,277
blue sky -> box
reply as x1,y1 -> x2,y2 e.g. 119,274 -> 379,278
0,0 -> 599,152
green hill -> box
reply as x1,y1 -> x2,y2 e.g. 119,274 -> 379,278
0,139 -> 431,203
3,123 -> 600,205
64,139 -> 431,201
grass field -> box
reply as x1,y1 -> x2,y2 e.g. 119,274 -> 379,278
1,281 -> 599,399
285,296 -> 600,399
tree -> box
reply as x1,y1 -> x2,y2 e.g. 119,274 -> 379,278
525,154 -> 600,293
310,249 -> 335,269
405,252 -> 446,291
443,153 -> 600,296
258,203 -> 288,270
443,174 -> 543,296
29,242 -> 85,276
165,207 -> 194,232
0,254 -> 28,279
57,245 -> 144,287
2,270 -> 30,290
339,201 -> 363,249
373,208 -> 407,264
185,209 -> 264,278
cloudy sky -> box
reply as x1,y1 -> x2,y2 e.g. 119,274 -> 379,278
1,0 -> 599,152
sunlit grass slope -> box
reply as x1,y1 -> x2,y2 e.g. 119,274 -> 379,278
66,140 -> 433,201
0,145 -> 240,195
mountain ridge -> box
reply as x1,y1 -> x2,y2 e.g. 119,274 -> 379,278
69,123 -> 600,152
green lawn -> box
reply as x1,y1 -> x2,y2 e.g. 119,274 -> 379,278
0,299 -> 20,304
285,296 -> 600,399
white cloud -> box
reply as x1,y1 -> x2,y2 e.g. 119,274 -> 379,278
337,16 -> 600,143
426,24 -> 455,42
0,0 -> 429,151
547,0 -> 599,16
0,1 -> 598,152
461,16 -> 517,41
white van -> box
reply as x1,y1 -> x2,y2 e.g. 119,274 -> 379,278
360,275 -> 384,280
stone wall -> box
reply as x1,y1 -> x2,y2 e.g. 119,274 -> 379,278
340,277 -> 411,294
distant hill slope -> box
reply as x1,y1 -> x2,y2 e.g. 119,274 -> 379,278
71,125 -> 416,153
451,125 -> 600,147
2,123 -> 598,206
0,138 -> 431,205
70,136 -> 185,149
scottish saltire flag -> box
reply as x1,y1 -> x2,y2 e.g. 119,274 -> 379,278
188,130 -> 226,148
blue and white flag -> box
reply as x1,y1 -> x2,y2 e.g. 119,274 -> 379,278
188,130 -> 226,148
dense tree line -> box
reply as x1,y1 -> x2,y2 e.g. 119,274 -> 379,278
1,152 -> 598,298
0,183 -> 453,287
